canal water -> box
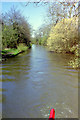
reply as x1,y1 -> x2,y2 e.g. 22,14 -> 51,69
1,45 -> 78,118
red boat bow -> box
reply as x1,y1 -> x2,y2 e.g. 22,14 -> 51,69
49,108 -> 55,119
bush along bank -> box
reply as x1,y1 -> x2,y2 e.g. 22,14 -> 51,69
47,16 -> 79,69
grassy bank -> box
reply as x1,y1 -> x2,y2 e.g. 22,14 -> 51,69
2,43 -> 29,60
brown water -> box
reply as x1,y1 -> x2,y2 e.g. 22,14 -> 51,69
1,45 -> 78,118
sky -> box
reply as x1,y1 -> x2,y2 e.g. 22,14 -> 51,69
2,2 -> 48,32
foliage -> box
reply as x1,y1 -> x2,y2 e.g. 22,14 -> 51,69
17,43 -> 28,52
2,7 -> 31,49
47,16 -> 79,68
47,16 -> 78,53
2,25 -> 18,49
33,24 -> 51,45
69,57 -> 80,69
31,37 -> 36,44
40,35 -> 48,45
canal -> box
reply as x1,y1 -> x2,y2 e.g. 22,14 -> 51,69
1,45 -> 78,118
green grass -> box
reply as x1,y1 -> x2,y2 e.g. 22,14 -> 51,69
2,48 -> 19,55
2,43 -> 29,57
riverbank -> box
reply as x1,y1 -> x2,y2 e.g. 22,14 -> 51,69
1,43 -> 31,62
46,16 -> 79,69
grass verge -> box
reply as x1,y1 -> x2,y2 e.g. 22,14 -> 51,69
2,43 -> 29,59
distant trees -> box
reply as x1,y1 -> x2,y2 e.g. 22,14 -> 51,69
34,24 -> 51,45
2,7 -> 31,49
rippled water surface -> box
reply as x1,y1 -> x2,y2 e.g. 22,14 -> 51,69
1,45 -> 78,118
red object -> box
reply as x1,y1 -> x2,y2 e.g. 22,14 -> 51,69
49,108 -> 55,119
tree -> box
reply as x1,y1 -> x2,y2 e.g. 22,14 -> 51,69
34,23 -> 51,45
2,6 -> 31,49
2,25 -> 18,49
46,1 -> 78,26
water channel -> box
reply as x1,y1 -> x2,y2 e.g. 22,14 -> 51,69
1,45 -> 78,118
